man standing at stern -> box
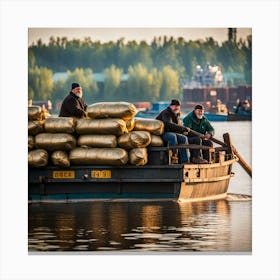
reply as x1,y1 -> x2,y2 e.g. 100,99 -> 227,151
183,104 -> 214,163
59,83 -> 87,118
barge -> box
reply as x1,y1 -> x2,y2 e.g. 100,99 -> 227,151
29,138 -> 238,203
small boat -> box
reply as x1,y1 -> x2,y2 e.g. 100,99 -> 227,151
227,111 -> 251,121
203,111 -> 251,122
28,134 -> 238,203
203,112 -> 228,122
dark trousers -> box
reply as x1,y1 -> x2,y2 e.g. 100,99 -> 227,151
188,136 -> 213,161
162,132 -> 189,163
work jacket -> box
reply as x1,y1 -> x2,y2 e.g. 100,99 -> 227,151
156,106 -> 188,134
183,111 -> 215,136
59,92 -> 87,118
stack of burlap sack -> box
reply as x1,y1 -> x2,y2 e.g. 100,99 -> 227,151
28,102 -> 165,168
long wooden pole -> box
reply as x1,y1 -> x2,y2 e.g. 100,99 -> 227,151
188,128 -> 252,177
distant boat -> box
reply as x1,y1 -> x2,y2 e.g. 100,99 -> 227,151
204,112 -> 228,122
227,111 -> 251,121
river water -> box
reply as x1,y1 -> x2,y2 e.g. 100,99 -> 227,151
28,121 -> 252,253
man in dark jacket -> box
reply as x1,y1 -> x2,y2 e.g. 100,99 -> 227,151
59,83 -> 87,118
156,99 -> 190,164
183,104 -> 214,163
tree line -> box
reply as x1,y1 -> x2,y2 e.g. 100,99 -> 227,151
28,35 -> 252,111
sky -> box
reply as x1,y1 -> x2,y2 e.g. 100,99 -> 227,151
28,28 -> 251,46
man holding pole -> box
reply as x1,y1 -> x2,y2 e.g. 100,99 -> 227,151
156,99 -> 190,164
183,104 -> 214,163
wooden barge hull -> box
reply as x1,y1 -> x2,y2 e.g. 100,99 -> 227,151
28,158 -> 237,203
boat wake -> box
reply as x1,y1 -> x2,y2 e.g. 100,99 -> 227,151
226,193 -> 252,201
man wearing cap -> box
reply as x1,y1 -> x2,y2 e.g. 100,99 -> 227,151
183,104 -> 214,163
59,83 -> 87,118
156,99 -> 190,164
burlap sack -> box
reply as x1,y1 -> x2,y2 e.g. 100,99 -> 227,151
87,102 -> 137,120
28,149 -> 48,167
134,118 -> 164,135
28,120 -> 44,136
118,131 -> 151,149
69,147 -> 128,165
126,118 -> 135,131
35,133 -> 76,151
150,135 -> 164,147
44,117 -> 75,133
51,151 -> 70,167
76,118 -> 127,136
129,148 -> 148,166
28,135 -> 35,150
28,106 -> 42,121
78,135 -> 117,148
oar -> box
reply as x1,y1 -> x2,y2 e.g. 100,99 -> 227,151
187,128 -> 252,177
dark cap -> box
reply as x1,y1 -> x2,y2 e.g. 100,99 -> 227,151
194,104 -> 204,110
71,82 -> 80,90
170,99 -> 181,106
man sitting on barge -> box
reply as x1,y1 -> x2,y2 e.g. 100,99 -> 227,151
183,104 -> 214,163
156,99 -> 191,164
59,83 -> 88,118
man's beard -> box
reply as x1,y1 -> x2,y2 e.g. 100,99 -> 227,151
173,109 -> 180,115
196,114 -> 203,119
76,92 -> 83,98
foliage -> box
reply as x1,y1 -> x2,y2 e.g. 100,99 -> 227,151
29,35 -> 252,82
28,66 -> 54,100
103,65 -> 123,101
28,34 -> 252,107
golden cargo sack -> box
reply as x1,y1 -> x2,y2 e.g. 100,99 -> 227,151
78,135 -> 117,148
51,151 -> 70,167
87,102 -> 137,120
28,135 -> 35,150
134,118 -> 164,135
28,149 -> 48,167
126,118 -> 135,131
118,131 -> 151,149
76,118 -> 127,136
44,117 -> 75,133
28,106 -> 42,121
150,135 -> 164,147
129,148 -> 148,166
35,133 -> 76,151
28,120 -> 44,136
69,147 -> 128,165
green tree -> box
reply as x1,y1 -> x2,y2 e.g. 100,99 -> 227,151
103,65 -> 123,101
28,66 -> 54,100
52,78 -> 68,110
127,63 -> 153,101
149,68 -> 163,102
28,49 -> 36,69
160,66 -> 181,101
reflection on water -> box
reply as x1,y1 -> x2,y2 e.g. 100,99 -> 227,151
29,198 -> 251,252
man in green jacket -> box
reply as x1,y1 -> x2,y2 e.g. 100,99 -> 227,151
183,104 -> 214,163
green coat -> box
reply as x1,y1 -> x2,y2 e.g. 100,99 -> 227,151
183,111 -> 215,136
